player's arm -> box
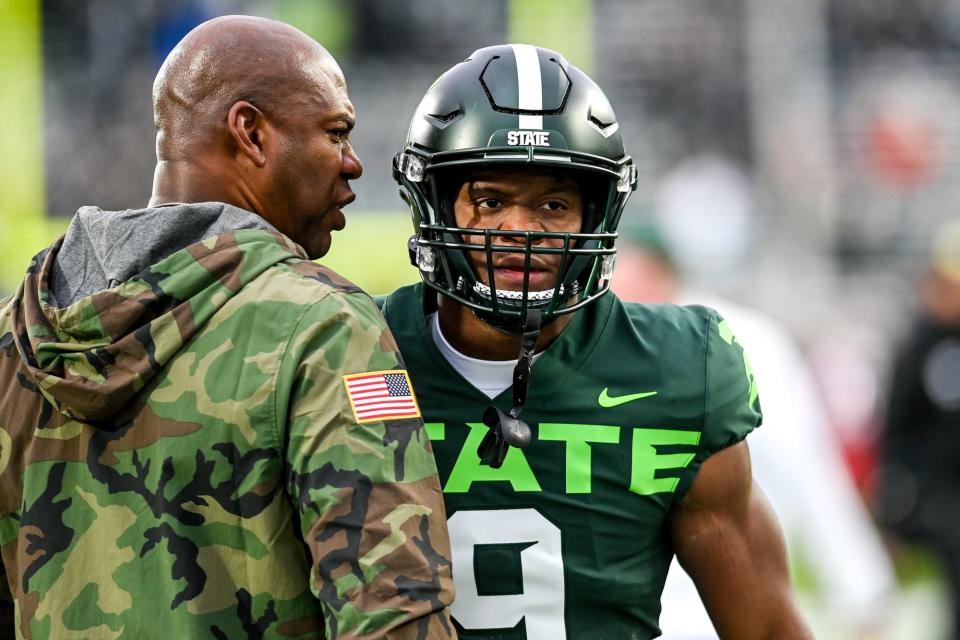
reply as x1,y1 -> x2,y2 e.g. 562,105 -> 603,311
668,441 -> 813,640
280,292 -> 456,639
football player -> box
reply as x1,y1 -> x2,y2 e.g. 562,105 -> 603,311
380,44 -> 812,639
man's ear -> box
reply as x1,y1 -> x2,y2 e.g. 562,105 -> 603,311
227,101 -> 268,168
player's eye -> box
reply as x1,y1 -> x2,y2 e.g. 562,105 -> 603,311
475,197 -> 503,210
541,199 -> 568,213
328,128 -> 348,144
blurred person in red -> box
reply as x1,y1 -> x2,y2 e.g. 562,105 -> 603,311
877,221 -> 960,640
613,224 -> 896,639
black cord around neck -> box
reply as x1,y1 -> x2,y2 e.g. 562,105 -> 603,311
510,309 -> 542,418
479,310 -> 542,468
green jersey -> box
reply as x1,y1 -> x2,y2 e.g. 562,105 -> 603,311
381,284 -> 761,639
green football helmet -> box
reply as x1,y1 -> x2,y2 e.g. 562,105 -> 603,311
394,44 -> 637,333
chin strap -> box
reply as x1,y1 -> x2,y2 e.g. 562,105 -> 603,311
479,309 -> 542,468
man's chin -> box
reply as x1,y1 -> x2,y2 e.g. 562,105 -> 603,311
306,235 -> 332,260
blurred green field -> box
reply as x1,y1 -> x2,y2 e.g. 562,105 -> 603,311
321,211 -> 420,295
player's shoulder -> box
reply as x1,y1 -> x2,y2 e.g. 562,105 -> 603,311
377,283 -> 421,309
617,296 -> 720,341
582,297 -> 721,373
375,283 -> 424,326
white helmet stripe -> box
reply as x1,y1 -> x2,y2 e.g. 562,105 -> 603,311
511,44 -> 543,130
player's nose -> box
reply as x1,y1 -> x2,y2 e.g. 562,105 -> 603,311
498,205 -> 543,239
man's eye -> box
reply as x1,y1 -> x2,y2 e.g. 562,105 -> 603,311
542,200 -> 567,212
329,129 -> 347,143
475,198 -> 502,210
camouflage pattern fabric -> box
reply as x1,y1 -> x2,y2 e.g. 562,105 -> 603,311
0,229 -> 455,639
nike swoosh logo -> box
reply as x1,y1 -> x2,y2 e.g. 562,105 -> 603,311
598,388 -> 658,408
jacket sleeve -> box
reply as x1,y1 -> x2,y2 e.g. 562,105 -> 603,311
277,291 -> 455,640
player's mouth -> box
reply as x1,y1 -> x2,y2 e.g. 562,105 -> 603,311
493,266 -> 553,287
490,255 -> 556,290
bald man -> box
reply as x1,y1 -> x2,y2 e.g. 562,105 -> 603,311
0,16 -> 455,640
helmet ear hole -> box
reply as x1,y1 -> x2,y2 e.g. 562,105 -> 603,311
582,201 -> 600,234
578,175 -> 607,233
434,168 -> 468,226
438,192 -> 458,229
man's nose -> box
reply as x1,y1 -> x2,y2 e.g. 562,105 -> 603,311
342,143 -> 363,179
499,205 -> 543,231
498,205 -> 543,242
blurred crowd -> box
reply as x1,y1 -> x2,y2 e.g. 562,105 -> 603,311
4,0 -> 960,637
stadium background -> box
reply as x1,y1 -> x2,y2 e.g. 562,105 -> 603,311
0,0 -> 954,637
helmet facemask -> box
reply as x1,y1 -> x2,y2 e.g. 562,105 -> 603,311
397,156 -> 634,334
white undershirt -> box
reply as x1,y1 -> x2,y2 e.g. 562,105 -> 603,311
429,312 -> 542,399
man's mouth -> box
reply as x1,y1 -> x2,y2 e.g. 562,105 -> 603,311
494,254 -> 548,270
479,265 -> 554,293
331,193 -> 356,231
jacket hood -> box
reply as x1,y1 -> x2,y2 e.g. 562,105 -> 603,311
8,204 -> 309,423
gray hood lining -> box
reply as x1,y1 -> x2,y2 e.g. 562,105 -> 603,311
49,202 -> 278,308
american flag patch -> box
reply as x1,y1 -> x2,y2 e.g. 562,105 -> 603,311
343,370 -> 422,423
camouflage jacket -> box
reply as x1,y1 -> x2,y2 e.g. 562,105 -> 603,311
0,227 -> 455,639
